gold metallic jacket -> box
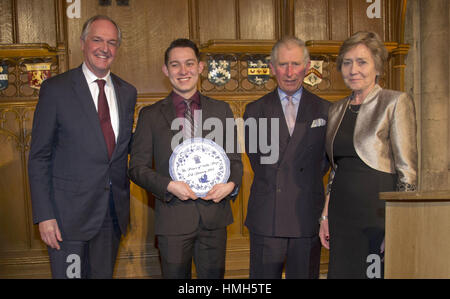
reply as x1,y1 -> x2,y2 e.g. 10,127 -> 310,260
326,84 -> 418,191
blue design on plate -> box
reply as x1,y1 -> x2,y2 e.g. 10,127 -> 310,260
169,138 -> 230,197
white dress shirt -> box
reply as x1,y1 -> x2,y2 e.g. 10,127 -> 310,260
82,63 -> 119,142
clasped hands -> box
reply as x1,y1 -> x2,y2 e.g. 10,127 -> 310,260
167,181 -> 235,203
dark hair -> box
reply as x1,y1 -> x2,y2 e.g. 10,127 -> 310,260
164,38 -> 200,66
81,15 -> 122,46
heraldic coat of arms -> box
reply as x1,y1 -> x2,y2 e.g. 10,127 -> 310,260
303,60 -> 323,87
0,63 -> 8,91
207,59 -> 231,86
247,58 -> 270,86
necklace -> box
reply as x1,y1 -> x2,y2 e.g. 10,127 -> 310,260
348,104 -> 360,114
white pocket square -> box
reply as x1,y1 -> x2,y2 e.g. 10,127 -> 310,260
311,118 -> 326,128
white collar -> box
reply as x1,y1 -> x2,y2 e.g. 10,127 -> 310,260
82,63 -> 112,85
277,86 -> 303,103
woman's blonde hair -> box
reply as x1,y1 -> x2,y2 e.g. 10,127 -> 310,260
336,31 -> 388,77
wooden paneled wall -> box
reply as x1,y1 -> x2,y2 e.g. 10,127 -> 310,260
0,0 -> 408,278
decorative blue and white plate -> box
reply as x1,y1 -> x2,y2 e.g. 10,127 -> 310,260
169,138 -> 230,197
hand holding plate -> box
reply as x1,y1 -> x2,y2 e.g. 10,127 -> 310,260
167,181 -> 198,201
169,138 -> 231,198
202,182 -> 235,203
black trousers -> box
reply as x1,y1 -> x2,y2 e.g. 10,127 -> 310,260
157,223 -> 227,279
249,232 -> 321,279
47,195 -> 121,279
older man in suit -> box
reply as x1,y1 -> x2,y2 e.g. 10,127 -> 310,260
128,38 -> 243,279
28,15 -> 137,278
244,36 -> 330,279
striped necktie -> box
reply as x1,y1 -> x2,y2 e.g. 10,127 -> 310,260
184,99 -> 195,139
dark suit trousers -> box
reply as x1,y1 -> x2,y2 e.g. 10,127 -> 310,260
47,193 -> 121,279
249,232 -> 321,279
157,221 -> 227,279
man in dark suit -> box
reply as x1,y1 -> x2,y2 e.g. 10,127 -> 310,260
244,37 -> 330,278
128,38 -> 243,279
28,15 -> 137,278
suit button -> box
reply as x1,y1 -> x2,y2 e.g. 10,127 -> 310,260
299,168 -> 304,172
277,188 -> 281,192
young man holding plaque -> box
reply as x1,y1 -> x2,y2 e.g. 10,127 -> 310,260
129,38 -> 243,279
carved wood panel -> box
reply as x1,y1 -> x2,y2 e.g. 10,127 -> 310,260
0,0 -> 408,278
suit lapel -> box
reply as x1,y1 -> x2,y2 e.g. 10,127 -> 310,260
199,94 -> 215,138
160,95 -> 178,139
290,89 -> 312,143
110,74 -> 126,160
199,94 -> 212,121
279,89 -> 313,166
71,66 -> 109,158
263,91 -> 289,164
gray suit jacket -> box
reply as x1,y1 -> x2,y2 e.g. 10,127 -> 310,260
28,66 -> 137,241
244,88 -> 330,238
128,93 -> 243,235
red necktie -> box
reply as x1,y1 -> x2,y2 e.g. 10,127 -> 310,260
96,79 -> 115,159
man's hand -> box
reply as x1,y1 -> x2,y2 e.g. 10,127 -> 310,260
39,219 -> 63,250
167,181 -> 198,201
202,182 -> 235,203
319,218 -> 329,250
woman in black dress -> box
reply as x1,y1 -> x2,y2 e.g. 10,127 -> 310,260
319,31 -> 418,278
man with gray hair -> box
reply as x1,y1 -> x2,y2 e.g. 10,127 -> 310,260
244,36 -> 330,278
28,15 -> 137,278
